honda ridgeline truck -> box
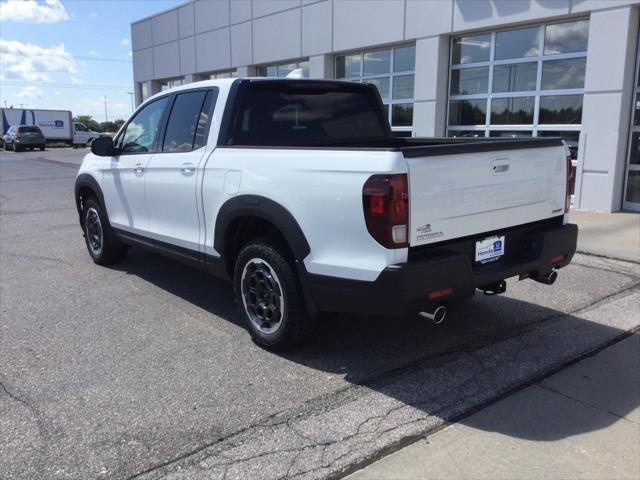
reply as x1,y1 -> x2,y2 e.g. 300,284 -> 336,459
74,78 -> 578,349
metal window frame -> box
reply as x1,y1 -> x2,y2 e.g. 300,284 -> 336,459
257,59 -> 310,78
446,19 -> 589,139
622,26 -> 640,212
334,44 -> 416,132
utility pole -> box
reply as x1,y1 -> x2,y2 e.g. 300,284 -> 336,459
103,95 -> 108,123
127,92 -> 134,113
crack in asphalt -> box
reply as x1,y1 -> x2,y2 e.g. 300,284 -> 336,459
127,281 -> 640,480
2,252 -> 73,267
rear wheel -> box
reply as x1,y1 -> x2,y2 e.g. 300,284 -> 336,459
82,197 -> 126,265
39,146 -> 45,151
233,239 -> 315,350
14,143 -> 21,152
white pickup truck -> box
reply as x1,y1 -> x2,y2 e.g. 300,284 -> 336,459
75,78 -> 578,349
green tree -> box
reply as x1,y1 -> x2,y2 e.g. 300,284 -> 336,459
72,115 -> 101,132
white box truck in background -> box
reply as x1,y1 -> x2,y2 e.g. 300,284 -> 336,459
1,108 -> 99,147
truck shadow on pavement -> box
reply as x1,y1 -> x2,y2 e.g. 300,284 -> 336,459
112,247 -> 638,445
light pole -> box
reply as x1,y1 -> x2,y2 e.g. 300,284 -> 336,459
127,92 -> 134,113
103,95 -> 108,123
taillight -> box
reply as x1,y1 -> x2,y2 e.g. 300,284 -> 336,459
362,173 -> 408,248
565,154 -> 573,213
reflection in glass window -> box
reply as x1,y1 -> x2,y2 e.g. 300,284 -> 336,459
542,58 -> 586,90
194,91 -> 215,150
452,34 -> 491,64
634,93 -> 640,126
160,78 -> 184,91
544,19 -> 589,55
449,99 -> 487,126
163,91 -> 207,153
393,75 -> 414,100
629,133 -> 640,166
392,104 -> 413,126
495,27 -> 540,60
451,67 -> 489,95
491,97 -> 535,124
258,61 -> 309,78
365,78 -> 389,102
121,96 -> 170,153
448,20 -> 588,146
539,95 -> 583,124
335,54 -> 361,78
448,130 -> 484,138
394,45 -> 415,72
489,131 -> 532,137
492,63 -> 537,93
364,50 -> 391,76
625,171 -> 640,203
336,45 -> 416,131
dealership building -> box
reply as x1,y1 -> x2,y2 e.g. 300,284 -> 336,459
131,0 -> 640,212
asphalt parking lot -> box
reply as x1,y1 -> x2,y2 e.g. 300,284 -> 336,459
1,149 -> 639,480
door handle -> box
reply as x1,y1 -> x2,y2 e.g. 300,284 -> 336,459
134,163 -> 144,173
181,163 -> 195,173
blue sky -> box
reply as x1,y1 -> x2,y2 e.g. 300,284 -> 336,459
1,0 -> 183,121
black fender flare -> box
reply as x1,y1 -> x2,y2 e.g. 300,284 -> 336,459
214,195 -> 318,316
214,195 -> 310,262
74,174 -> 106,226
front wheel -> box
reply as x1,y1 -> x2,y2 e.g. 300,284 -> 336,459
82,197 -> 126,265
233,239 -> 315,350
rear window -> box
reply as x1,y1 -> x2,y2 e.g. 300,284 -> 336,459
230,82 -> 389,147
19,126 -> 42,133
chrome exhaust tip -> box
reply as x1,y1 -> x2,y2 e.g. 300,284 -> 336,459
532,270 -> 558,285
419,305 -> 447,324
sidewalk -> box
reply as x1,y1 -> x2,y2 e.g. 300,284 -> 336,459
570,210 -> 639,263
347,334 -> 640,480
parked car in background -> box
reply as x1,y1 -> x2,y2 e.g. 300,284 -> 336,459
73,122 -> 100,148
3,125 -> 46,151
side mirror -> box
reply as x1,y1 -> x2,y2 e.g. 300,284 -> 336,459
91,136 -> 115,157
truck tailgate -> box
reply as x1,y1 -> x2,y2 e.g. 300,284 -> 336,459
405,143 -> 567,247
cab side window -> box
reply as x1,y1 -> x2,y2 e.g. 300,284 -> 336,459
120,96 -> 170,154
162,89 -> 217,153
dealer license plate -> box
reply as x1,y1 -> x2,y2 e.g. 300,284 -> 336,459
475,236 -> 505,263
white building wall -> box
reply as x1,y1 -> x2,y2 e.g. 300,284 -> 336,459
131,0 -> 640,212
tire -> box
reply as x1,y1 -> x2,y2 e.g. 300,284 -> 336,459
233,238 -> 315,350
82,197 -> 126,265
39,146 -> 45,151
14,144 -> 21,152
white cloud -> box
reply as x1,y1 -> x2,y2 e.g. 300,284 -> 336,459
88,49 -> 97,56
55,90 -> 61,95
89,12 -> 97,18
16,85 -> 44,99
0,38 -> 77,82
78,96 -> 129,120
120,37 -> 130,47
0,0 -> 69,23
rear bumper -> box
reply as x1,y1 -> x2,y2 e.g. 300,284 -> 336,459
307,220 -> 578,316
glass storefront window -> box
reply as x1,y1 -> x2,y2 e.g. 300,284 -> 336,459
451,67 -> 489,95
539,95 -> 583,124
491,97 -> 535,125
336,44 -> 416,131
449,99 -> 487,126
544,19 -> 589,55
258,61 -> 309,78
364,50 -> 391,76
493,63 -> 537,93
448,21 -> 588,145
394,45 -> 415,72
452,34 -> 491,64
495,27 -> 540,60
541,58 -> 586,90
